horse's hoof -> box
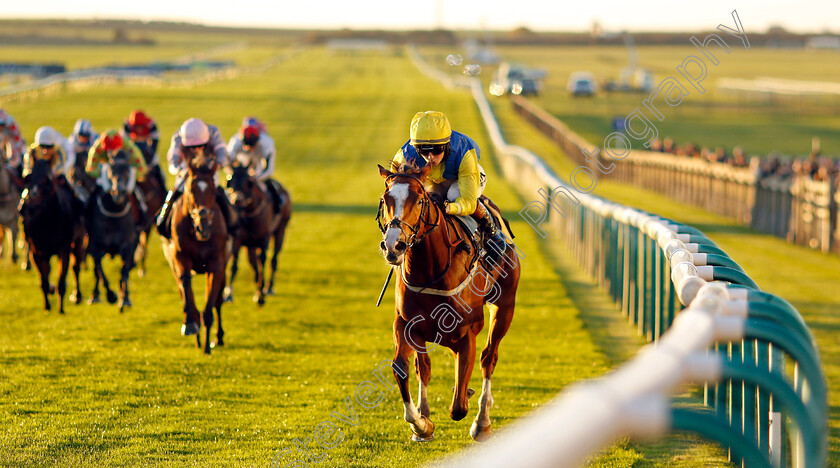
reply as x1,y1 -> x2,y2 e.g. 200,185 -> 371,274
204,348 -> 212,356
22,262 -> 30,271
265,288 -> 276,296
69,292 -> 82,304
119,298 -> 132,309
137,269 -> 145,278
410,416 -> 435,441
469,422 -> 493,442
254,294 -> 265,306
88,295 -> 100,305
106,290 -> 118,304
181,322 -> 200,336
213,339 -> 224,348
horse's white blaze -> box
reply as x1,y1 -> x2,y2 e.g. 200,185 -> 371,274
384,183 -> 410,252
197,180 -> 209,192
389,183 -> 409,218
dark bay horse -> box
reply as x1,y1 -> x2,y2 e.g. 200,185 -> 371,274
161,152 -> 227,354
224,165 -> 292,305
0,155 -> 21,264
377,164 -> 520,442
87,152 -> 140,312
20,159 -> 85,313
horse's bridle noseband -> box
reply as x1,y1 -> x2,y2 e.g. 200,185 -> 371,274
377,173 -> 438,249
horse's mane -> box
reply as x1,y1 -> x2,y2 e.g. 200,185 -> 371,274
28,159 -> 53,184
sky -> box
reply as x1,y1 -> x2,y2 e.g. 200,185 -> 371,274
5,0 -> 839,33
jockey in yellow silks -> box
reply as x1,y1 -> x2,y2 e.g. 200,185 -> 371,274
392,111 -> 506,260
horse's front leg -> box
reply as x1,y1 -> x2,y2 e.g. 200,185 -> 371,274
394,316 -> 435,441
56,251 -> 70,314
415,352 -> 431,418
34,254 -> 51,311
451,331 -> 476,422
118,243 -> 136,312
176,258 -> 200,338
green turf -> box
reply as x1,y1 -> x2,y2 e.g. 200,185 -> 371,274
0,46 -> 667,467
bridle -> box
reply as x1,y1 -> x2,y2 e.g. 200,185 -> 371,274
377,172 -> 470,291
377,172 -> 439,250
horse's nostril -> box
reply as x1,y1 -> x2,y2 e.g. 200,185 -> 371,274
379,241 -> 386,251
386,253 -> 397,262
395,241 -> 407,252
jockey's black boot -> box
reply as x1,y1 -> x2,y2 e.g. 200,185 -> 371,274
215,187 -> 239,237
156,189 -> 182,239
266,180 -> 282,213
479,216 -> 507,264
133,186 -> 148,233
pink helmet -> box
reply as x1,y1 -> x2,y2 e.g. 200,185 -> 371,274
179,118 -> 210,147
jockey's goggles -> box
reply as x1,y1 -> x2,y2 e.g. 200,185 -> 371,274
39,144 -> 55,151
415,144 -> 445,156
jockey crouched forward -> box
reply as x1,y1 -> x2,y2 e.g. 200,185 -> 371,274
122,110 -> 167,192
155,118 -> 239,239
20,126 -> 81,215
86,130 -> 149,230
227,119 -> 283,213
0,109 -> 27,181
392,111 -> 507,261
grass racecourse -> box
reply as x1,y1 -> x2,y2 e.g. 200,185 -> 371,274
0,42 -> 838,467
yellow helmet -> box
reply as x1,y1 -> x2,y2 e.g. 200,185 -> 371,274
409,111 -> 451,146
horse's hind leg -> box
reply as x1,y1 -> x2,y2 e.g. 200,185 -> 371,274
89,254 -> 102,304
266,223 -> 287,295
470,298 -> 516,442
415,352 -> 431,418
393,317 -> 434,441
223,243 -> 240,303
9,225 -> 18,264
202,270 -> 224,355
95,257 -> 118,305
135,230 -> 148,278
214,272 -> 225,348
69,246 -> 83,305
247,246 -> 266,305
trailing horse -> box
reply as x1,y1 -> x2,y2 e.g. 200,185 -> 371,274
86,152 -> 140,312
160,151 -> 227,354
377,164 -> 520,442
19,159 -> 85,313
0,156 -> 21,264
224,164 -> 292,305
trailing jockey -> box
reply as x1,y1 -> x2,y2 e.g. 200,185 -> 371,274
86,130 -> 149,229
122,110 -> 167,192
226,117 -> 283,214
156,117 -> 238,238
0,109 -> 26,181
20,126 -> 80,214
391,111 -> 507,261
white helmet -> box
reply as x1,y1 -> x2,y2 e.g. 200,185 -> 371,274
179,118 -> 210,147
35,126 -> 61,147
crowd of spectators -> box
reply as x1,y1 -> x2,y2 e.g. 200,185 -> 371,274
646,137 -> 839,183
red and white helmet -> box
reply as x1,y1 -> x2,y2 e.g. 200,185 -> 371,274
179,118 -> 210,147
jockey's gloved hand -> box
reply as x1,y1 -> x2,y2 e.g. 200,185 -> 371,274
428,192 -> 445,209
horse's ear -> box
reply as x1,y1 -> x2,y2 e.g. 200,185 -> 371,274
378,164 -> 392,179
418,164 -> 432,181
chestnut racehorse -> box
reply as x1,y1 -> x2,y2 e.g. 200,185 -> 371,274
161,152 -> 227,354
377,164 -> 520,442
224,164 -> 292,305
